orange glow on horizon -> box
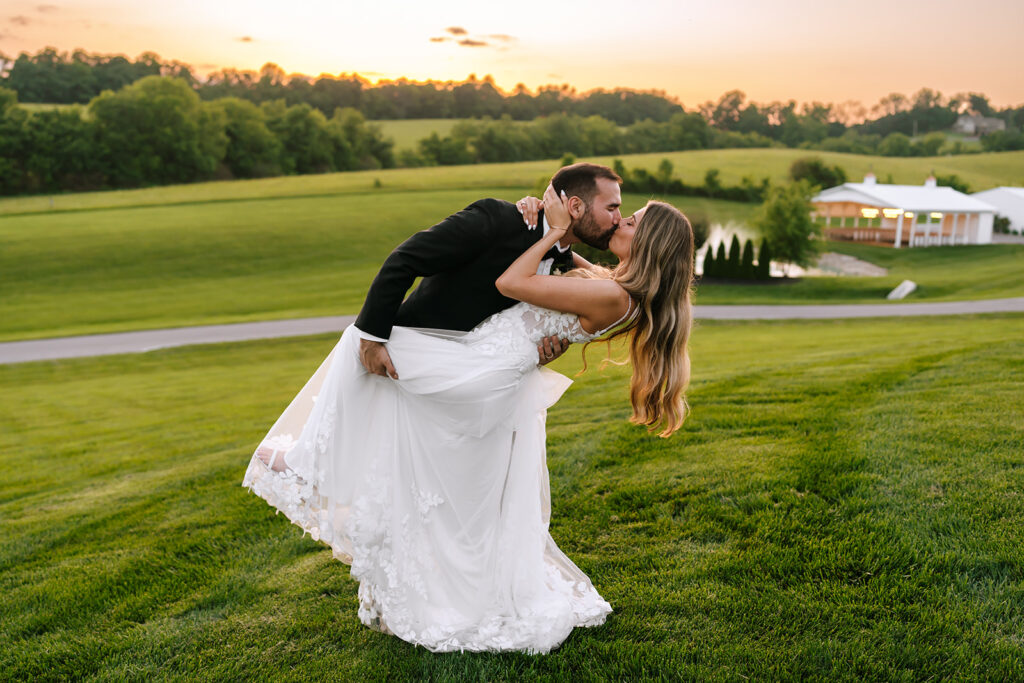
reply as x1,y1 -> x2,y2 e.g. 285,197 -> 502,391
2,0 -> 1022,108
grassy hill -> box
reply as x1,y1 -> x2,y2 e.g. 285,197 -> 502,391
2,149 -> 1023,342
375,118 -> 465,151
3,149 -> 1022,218
2,314 -> 1020,679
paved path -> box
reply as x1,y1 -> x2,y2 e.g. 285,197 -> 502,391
3,298 -> 1023,365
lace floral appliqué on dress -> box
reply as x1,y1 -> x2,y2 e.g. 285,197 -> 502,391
243,302 -> 620,653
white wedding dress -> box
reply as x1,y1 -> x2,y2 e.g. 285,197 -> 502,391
242,301 -> 630,653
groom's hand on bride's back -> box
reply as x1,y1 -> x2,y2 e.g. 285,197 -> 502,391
538,336 -> 570,365
359,339 -> 399,379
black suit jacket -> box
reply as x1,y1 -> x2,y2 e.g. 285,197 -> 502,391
354,198 -> 574,339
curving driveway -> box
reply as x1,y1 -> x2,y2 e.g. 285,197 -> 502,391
2,297 -> 1023,366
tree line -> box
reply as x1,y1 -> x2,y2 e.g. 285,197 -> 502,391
0,77 -> 394,195
3,48 -> 1023,150
0,71 -> 995,198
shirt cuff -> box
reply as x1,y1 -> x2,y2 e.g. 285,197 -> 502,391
353,326 -> 388,343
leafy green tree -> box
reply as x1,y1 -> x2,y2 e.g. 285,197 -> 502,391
655,159 -> 674,194
667,112 -> 711,149
534,113 -> 589,158
740,239 -> 756,279
89,76 -> 221,186
467,116 -> 537,163
329,107 -> 394,169
980,130 -> 1024,152
878,132 -> 913,157
703,168 -> 722,197
578,115 -> 623,155
689,213 -> 709,251
208,97 -> 282,177
0,87 -> 27,194
754,181 -> 821,274
912,131 -> 946,156
261,100 -> 334,174
22,106 -> 100,191
612,158 -> 627,181
934,173 -> 971,193
418,132 -> 473,166
789,157 -> 847,189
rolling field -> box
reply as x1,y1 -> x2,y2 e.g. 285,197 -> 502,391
375,118 -> 465,151
3,149 -> 1022,218
0,188 -> 755,342
2,315 -> 1021,679
15,103 -> 77,113
3,149 -> 1023,342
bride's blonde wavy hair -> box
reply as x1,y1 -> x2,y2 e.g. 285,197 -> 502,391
568,200 -> 694,437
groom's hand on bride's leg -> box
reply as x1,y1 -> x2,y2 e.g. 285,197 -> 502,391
538,336 -> 570,365
359,339 -> 399,379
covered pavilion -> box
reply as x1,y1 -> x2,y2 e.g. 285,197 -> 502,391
811,175 -> 996,247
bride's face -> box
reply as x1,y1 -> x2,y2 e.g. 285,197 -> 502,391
609,206 -> 646,261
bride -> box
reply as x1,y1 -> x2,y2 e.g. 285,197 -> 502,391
242,184 -> 695,654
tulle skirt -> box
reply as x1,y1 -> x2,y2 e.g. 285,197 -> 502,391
242,325 -> 611,653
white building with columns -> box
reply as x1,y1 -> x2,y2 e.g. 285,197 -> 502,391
811,175 -> 997,247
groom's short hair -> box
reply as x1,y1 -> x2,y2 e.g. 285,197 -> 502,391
551,163 -> 622,205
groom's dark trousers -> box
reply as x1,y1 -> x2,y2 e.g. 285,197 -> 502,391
354,199 -> 573,340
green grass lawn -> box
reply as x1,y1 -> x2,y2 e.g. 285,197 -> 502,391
375,118 -> 465,151
2,315 -> 1021,679
3,150 -> 1023,342
0,188 -> 753,342
695,242 -> 1024,305
16,103 -> 77,113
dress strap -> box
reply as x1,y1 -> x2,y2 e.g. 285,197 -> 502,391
594,294 -> 635,337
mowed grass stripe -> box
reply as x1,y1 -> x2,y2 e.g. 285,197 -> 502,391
1,315 -> 1021,679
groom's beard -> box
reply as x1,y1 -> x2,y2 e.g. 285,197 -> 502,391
572,207 -> 617,250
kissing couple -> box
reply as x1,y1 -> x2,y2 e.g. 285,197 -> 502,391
243,162 -> 695,653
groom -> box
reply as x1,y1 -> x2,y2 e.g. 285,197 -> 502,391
355,162 -> 623,378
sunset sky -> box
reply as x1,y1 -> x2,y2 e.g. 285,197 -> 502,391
3,0 -> 1023,108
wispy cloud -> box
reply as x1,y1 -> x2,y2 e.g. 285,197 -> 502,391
429,36 -> 448,43
458,38 -> 487,47
236,36 -> 254,42
36,4 -> 59,12
10,15 -> 31,26
487,34 -> 516,43
445,26 -> 467,36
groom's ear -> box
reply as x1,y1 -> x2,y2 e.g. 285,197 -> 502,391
568,196 -> 584,219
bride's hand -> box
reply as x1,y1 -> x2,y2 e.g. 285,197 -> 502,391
516,196 -> 542,229
542,184 -> 570,234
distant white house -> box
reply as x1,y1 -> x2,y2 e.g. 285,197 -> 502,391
810,174 -> 997,247
952,115 -> 1006,136
971,187 -> 1024,234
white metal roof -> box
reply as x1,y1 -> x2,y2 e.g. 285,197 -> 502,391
973,186 -> 1024,201
812,182 -> 998,213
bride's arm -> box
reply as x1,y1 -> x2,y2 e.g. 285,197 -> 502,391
496,186 -> 628,333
